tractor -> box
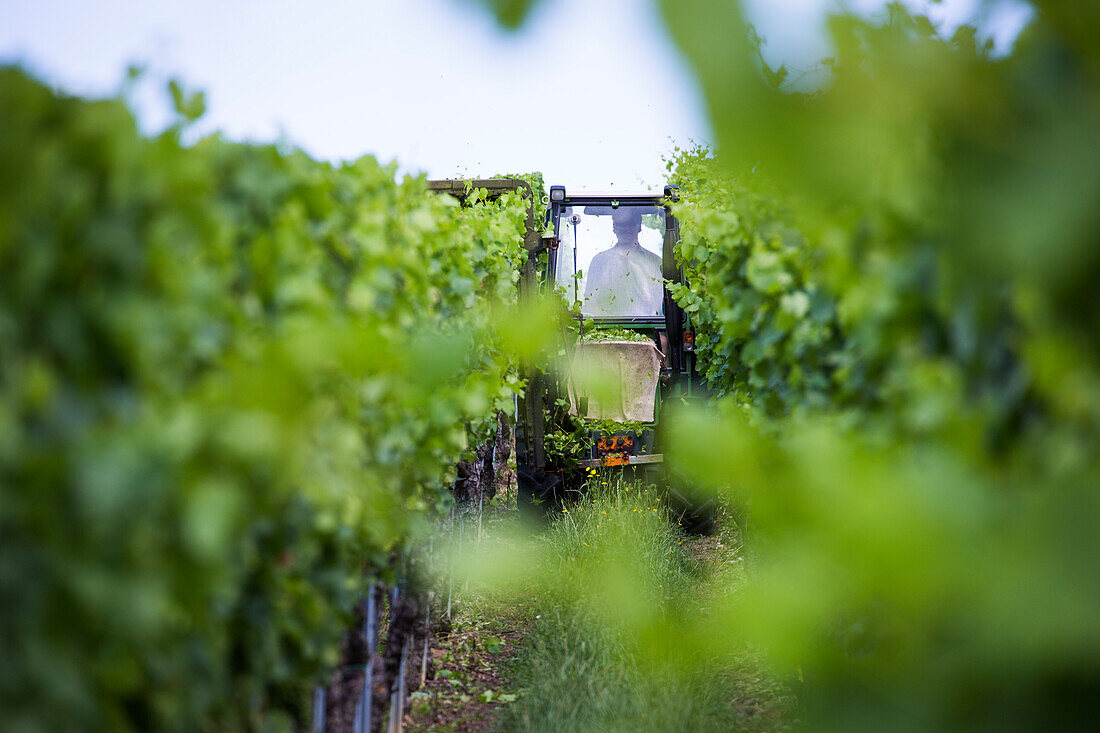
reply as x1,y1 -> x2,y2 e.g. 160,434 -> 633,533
428,179 -> 714,532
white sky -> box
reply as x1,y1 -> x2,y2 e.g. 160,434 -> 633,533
0,0 -> 1032,191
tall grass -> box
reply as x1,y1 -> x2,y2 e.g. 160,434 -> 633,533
451,472 -> 790,731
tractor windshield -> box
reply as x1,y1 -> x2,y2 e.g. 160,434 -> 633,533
555,205 -> 665,318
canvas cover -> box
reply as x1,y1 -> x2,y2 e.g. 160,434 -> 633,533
567,340 -> 661,423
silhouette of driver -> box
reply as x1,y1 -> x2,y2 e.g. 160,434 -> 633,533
583,208 -> 663,316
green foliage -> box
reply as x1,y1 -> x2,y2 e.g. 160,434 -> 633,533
585,418 -> 646,437
0,68 -> 530,731
543,422 -> 589,465
659,3 -> 1100,729
580,326 -> 655,345
663,3 -> 1100,440
667,147 -> 843,414
494,170 -> 546,203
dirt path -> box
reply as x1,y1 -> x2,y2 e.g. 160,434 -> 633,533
404,618 -> 527,732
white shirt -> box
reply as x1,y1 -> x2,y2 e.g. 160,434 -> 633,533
583,243 -> 663,317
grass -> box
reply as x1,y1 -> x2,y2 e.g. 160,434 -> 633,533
497,612 -> 786,732
445,470 -> 792,732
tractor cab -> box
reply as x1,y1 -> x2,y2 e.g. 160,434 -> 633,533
552,200 -> 666,319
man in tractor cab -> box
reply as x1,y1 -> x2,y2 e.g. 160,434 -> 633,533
583,207 -> 663,317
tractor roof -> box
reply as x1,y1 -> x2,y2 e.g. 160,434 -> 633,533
560,190 -> 664,198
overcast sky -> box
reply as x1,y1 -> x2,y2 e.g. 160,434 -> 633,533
0,0 -> 1032,190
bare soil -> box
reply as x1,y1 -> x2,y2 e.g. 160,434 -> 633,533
404,621 -> 527,732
